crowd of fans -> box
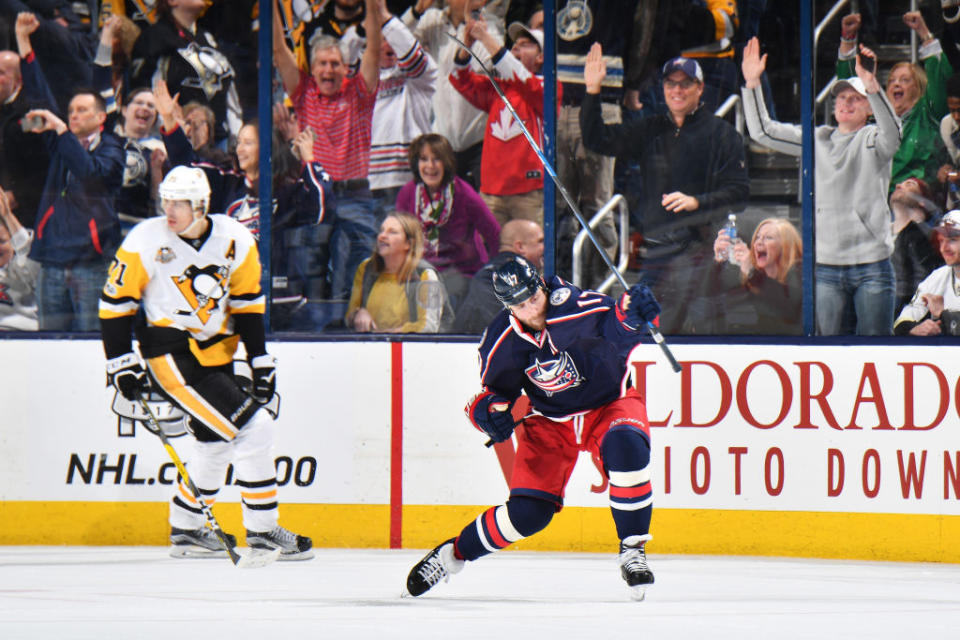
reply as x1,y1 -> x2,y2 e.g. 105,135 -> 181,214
2,1 -> 960,337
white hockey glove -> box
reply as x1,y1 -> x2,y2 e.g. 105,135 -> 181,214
106,353 -> 148,401
249,354 -> 277,404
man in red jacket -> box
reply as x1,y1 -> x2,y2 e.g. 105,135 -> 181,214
450,16 -> 552,228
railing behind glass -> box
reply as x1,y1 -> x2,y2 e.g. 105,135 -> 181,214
572,194 -> 630,295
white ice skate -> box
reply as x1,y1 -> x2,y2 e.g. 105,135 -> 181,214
619,540 -> 654,601
403,538 -> 464,597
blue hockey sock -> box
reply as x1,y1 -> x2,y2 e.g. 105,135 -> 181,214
601,425 -> 653,540
454,496 -> 555,561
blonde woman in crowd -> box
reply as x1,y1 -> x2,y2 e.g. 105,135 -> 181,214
713,217 -> 803,334
346,212 -> 450,333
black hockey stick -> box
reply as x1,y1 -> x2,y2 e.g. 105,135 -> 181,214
484,414 -> 531,448
136,392 -> 280,568
448,34 -> 681,373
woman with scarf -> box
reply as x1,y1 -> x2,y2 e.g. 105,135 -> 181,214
395,133 -> 500,308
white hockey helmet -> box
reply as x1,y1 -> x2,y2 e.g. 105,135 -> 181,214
159,165 -> 211,217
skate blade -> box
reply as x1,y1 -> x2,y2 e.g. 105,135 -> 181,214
248,545 -> 315,562
236,547 -> 281,568
169,545 -> 227,559
628,585 -> 647,601
276,549 -> 315,561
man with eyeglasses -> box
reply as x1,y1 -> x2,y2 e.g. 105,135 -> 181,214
580,45 -> 749,334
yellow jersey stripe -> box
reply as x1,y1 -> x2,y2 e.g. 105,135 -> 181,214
229,242 -> 262,298
147,354 -> 238,441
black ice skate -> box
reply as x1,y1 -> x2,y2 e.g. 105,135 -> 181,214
404,538 -> 464,597
246,526 -> 314,561
619,540 -> 654,601
170,526 -> 237,558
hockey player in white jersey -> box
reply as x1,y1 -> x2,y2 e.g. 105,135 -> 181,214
99,166 -> 313,560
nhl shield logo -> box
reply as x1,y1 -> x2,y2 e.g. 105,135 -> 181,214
524,352 -> 582,396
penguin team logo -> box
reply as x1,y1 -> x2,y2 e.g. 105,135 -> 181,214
557,0 -> 592,41
172,264 -> 229,324
122,140 -> 150,187
156,247 -> 176,264
524,352 -> 583,396
178,42 -> 236,101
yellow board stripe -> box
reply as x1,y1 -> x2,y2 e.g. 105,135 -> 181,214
3,502 -> 960,564
146,354 -> 238,440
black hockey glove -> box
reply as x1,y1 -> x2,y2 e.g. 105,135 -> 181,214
465,391 -> 516,443
623,283 -> 661,327
249,354 -> 277,404
106,353 -> 147,401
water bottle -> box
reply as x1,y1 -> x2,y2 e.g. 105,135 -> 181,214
948,179 -> 960,211
723,214 -> 739,264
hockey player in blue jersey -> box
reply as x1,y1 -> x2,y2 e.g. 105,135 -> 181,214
404,255 -> 662,600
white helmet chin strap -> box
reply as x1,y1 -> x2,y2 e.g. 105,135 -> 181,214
177,208 -> 208,238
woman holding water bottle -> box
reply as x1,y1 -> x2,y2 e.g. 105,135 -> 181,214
712,217 -> 803,334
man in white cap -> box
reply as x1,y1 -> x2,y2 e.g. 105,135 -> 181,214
450,13 -> 548,227
894,210 -> 960,335
741,36 -> 901,336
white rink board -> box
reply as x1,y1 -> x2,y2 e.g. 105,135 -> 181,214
0,340 -> 393,505
2,339 -> 960,516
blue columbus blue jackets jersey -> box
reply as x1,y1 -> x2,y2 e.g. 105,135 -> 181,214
477,277 -> 647,420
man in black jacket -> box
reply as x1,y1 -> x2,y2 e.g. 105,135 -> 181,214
889,177 -> 943,315
581,47 -> 749,334
17,12 -> 123,331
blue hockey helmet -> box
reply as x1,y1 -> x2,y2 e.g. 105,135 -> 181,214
492,255 -> 545,307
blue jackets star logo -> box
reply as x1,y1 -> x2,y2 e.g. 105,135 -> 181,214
524,352 -> 583,396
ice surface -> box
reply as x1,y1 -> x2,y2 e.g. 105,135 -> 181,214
1,546 -> 959,639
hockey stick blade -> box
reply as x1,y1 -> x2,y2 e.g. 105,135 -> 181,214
447,34 -> 681,373
237,547 -> 282,568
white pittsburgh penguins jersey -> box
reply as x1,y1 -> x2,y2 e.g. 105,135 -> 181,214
895,265 -> 960,328
99,214 -> 264,346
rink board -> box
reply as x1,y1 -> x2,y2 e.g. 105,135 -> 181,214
2,339 -> 960,562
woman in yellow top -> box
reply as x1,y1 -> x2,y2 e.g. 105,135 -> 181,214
346,212 -> 449,333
